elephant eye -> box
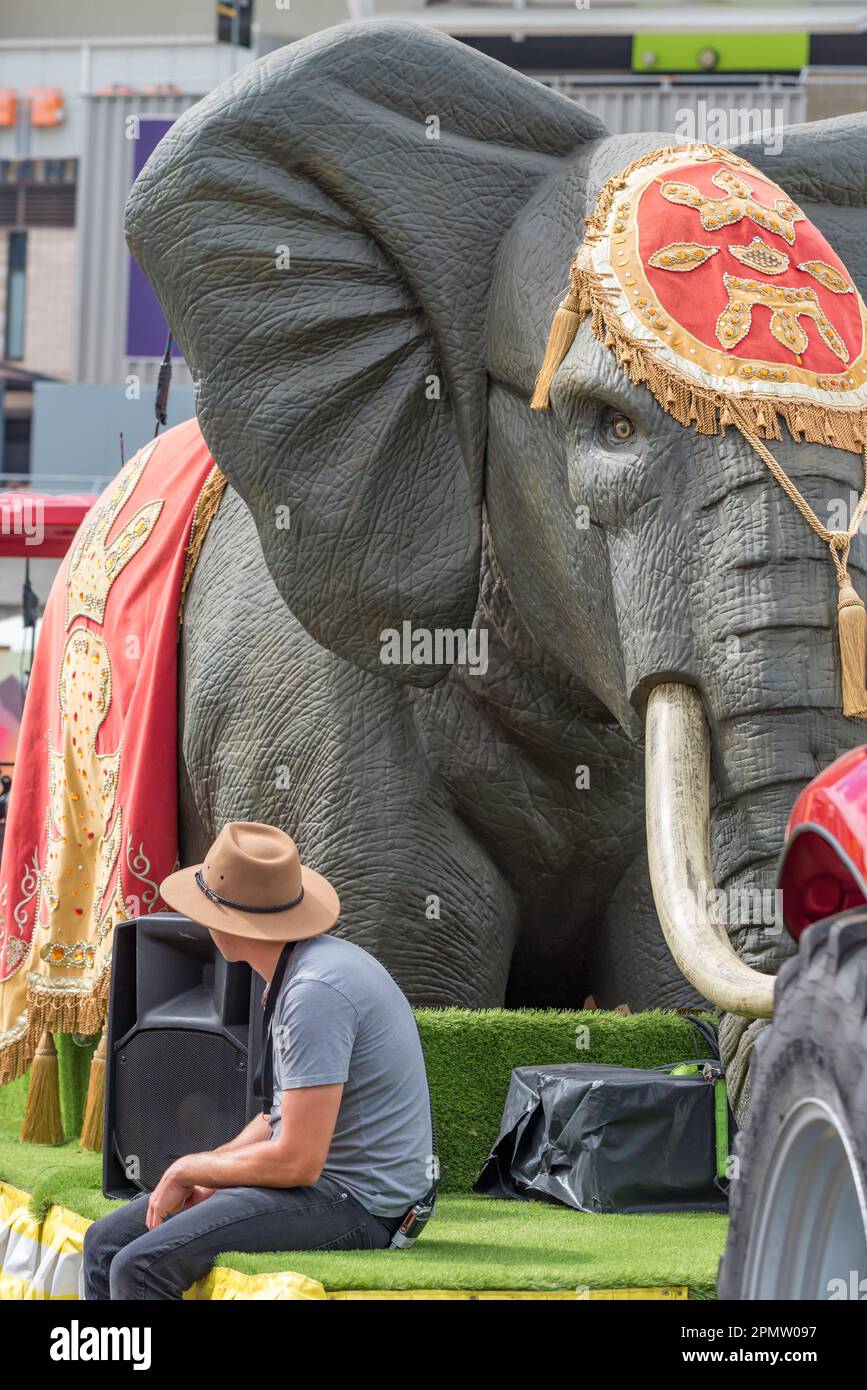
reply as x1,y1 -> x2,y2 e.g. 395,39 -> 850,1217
606,412 -> 636,444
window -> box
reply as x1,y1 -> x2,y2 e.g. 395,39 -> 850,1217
5,231 -> 27,360
0,184 -> 76,229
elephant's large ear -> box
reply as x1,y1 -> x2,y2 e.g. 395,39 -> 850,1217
126,20 -> 603,682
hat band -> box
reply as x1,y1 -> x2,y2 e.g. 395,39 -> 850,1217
194,869 -> 305,914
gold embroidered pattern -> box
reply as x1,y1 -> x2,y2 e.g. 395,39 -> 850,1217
178,463 -> 228,630
717,274 -> 850,363
660,166 -> 806,245
40,626 -> 127,964
530,143 -> 867,454
729,237 -> 790,275
65,438 -> 164,627
12,852 -> 40,931
39,940 -> 95,970
0,858 -> 39,980
798,260 -> 852,295
648,243 -> 719,272
1,936 -> 29,978
612,203 -> 631,235
736,364 -> 789,383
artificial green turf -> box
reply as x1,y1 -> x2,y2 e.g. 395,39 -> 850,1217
5,1007 -> 714,1197
0,1007 -> 725,1293
217,1194 -> 727,1298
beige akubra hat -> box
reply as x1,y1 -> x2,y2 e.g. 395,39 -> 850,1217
160,822 -> 340,941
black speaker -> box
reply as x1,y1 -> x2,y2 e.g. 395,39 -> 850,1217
103,913 -> 265,1198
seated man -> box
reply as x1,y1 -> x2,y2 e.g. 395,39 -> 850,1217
83,822 -> 436,1300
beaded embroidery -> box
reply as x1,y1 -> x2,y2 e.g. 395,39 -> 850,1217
659,165 -> 806,244
531,143 -> 867,441
65,438 -> 163,628
38,625 -> 126,953
39,940 -> 95,969
648,242 -> 719,272
717,275 -> 849,363
798,260 -> 853,295
0,422 -> 226,1085
729,238 -> 790,275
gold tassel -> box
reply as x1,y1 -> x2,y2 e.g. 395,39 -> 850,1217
79,1031 -> 107,1152
530,292 -> 585,410
19,1031 -> 65,1146
837,581 -> 867,718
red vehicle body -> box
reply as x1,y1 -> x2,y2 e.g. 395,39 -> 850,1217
778,746 -> 867,940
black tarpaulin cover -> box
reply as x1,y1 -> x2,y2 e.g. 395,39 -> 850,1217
473,1064 -> 729,1214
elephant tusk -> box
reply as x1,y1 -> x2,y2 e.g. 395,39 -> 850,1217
645,682 -> 775,1019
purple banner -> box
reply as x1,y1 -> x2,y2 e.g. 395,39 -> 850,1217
125,117 -> 184,360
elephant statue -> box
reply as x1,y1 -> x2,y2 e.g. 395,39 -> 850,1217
125,20 -> 867,1123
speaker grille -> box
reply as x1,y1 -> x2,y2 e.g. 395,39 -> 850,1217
113,1029 -> 248,1191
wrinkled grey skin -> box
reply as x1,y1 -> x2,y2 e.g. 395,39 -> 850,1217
126,22 -> 867,1119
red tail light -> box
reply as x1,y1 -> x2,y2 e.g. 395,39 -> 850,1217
777,746 -> 867,940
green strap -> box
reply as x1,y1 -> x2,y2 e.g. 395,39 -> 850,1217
663,1064 -> 730,1180
714,1078 -> 730,1180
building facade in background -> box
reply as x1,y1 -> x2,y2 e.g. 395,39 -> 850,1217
0,0 -> 866,484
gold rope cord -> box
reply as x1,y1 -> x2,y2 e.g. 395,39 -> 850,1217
730,409 -> 867,717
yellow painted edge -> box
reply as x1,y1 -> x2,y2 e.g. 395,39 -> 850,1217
189,1264 -> 326,1301
1,1182 -> 90,1251
0,1181 -> 31,1208
1,1182 -> 691,1303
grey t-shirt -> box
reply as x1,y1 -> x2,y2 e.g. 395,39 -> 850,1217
267,932 -> 433,1218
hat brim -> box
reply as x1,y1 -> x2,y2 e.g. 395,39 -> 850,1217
159,861 -> 340,941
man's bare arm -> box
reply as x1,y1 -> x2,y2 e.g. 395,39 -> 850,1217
213,1112 -> 271,1153
146,1084 -> 343,1227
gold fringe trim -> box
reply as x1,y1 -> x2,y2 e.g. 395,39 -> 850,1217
530,141 -> 867,451
533,261 -> 867,453
178,463 -> 228,630
0,959 -> 112,1087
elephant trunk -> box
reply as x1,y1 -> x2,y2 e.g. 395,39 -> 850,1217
644,683 -> 776,1018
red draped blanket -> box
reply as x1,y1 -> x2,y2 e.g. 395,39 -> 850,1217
0,418 -> 224,1083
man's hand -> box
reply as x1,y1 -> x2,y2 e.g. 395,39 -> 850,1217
146,1163 -> 195,1230
150,1084 -> 344,1192
143,1112 -> 271,1228
183,1185 -> 216,1210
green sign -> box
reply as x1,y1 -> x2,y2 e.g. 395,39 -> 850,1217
633,33 -> 809,73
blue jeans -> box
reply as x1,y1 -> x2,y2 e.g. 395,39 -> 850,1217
83,1174 -> 398,1300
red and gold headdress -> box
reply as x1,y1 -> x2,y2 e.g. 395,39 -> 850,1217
531,143 -> 867,717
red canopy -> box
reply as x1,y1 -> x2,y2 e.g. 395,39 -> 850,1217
0,492 -> 95,559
